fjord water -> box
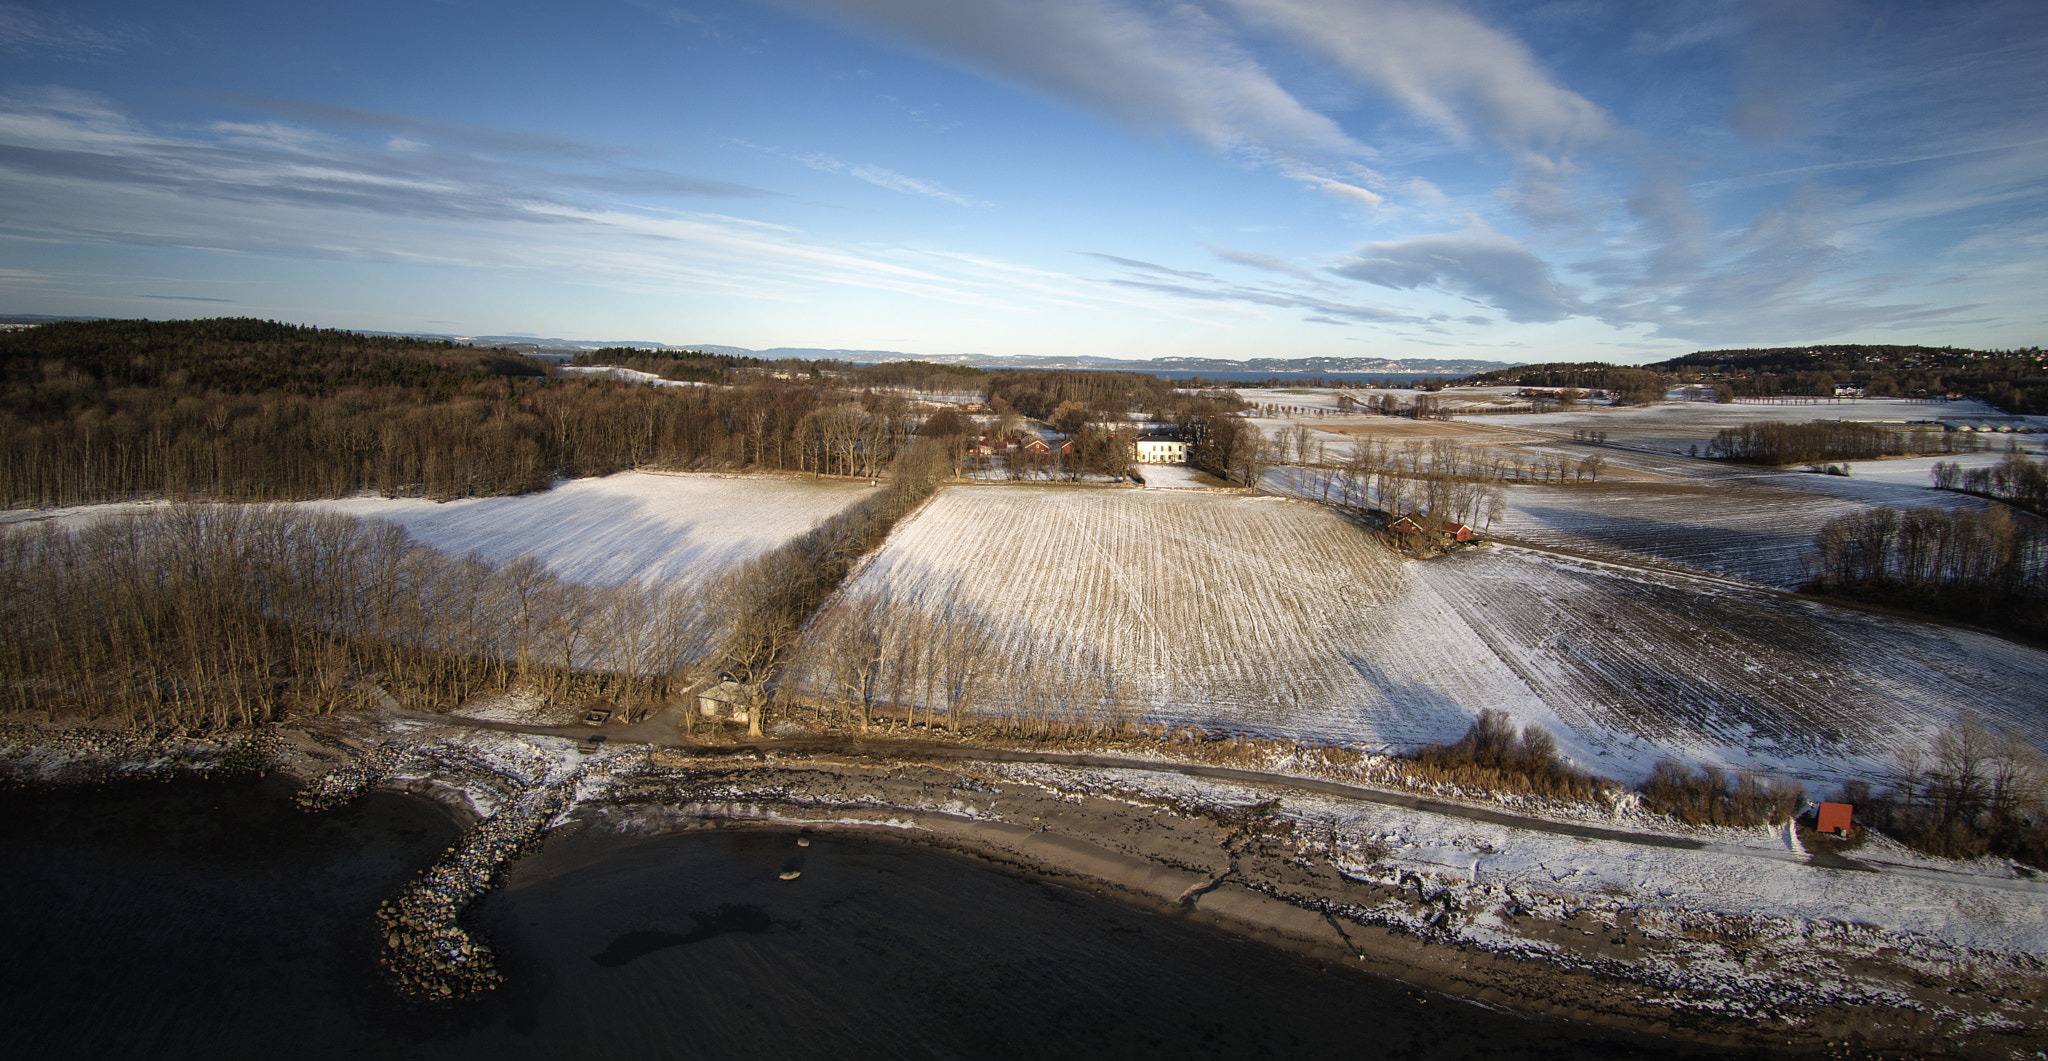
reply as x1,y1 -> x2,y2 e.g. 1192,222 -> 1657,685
0,781 -> 1750,1060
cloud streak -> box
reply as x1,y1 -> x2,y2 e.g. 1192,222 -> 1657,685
773,0 -> 1366,157
1085,250 -> 1427,325
1221,0 -> 1609,156
788,147 -> 987,205
0,90 -> 1305,332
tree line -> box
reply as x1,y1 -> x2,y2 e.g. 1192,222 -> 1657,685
983,368 -> 1184,422
1843,711 -> 2046,866
569,347 -> 798,384
1932,452 -> 2048,514
786,580 -> 1135,741
1458,362 -> 1667,405
1809,505 -> 2048,637
1705,420 -> 1979,465
571,347 -> 990,394
1,318 -> 950,507
699,436 -> 956,735
0,506 -> 706,731
1261,432 -> 1612,532
1655,344 -> 2048,413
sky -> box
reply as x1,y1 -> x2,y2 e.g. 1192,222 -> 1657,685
1,0 -> 2044,365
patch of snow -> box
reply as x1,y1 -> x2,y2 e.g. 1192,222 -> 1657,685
303,471 -> 876,586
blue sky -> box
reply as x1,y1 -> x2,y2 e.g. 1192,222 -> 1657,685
1,0 -> 2043,364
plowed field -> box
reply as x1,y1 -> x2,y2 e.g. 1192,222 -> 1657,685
846,485 -> 2048,787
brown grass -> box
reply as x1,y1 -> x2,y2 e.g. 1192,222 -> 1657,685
1639,760 -> 1805,827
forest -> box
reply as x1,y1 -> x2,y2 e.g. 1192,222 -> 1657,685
1809,505 -> 2048,637
1457,362 -> 1667,405
0,505 -> 703,730
0,319 -> 946,507
1704,420 -> 1983,465
1463,346 -> 2048,414
1653,345 -> 2048,413
570,346 -> 989,393
1934,452 -> 2048,514
0,434 -> 959,736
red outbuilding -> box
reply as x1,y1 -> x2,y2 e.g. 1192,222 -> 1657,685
1816,801 -> 1854,836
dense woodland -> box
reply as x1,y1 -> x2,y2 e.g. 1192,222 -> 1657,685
571,346 -> 989,393
1458,362 -> 1667,405
0,319 -> 952,507
1654,345 -> 2048,413
1705,420 -> 1986,465
570,346 -> 806,384
1465,346 -> 2048,414
1809,506 -> 2048,638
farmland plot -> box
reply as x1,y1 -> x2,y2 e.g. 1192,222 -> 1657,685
307,470 -> 878,586
1488,479 -> 1999,587
836,486 -> 2048,790
1477,397 -> 2010,456
836,486 -> 1551,751
1412,546 -> 2048,787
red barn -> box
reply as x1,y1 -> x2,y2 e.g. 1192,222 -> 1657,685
1816,802 -> 1854,836
1436,521 -> 1475,542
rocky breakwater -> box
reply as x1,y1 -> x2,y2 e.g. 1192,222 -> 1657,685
292,736 -> 414,811
373,777 -> 576,1000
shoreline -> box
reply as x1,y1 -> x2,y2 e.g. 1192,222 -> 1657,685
5,718 -> 2045,1057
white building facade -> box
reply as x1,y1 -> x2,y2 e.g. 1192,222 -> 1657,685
1136,436 -> 1187,463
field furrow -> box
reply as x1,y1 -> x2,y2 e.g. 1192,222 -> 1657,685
842,485 -> 2048,790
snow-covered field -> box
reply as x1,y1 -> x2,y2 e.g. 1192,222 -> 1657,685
556,365 -> 703,388
1136,463 -> 1227,489
306,471 -> 877,586
840,485 -> 2048,790
1485,477 -> 1999,587
1416,546 -> 2048,786
1835,450 -> 2037,485
1477,396 -> 2011,455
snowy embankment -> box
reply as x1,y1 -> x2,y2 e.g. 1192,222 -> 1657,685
305,471 -> 877,586
998,760 -> 2048,956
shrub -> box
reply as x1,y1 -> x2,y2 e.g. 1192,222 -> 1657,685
1861,712 -> 2048,867
1639,760 -> 1805,827
1408,709 -> 1607,802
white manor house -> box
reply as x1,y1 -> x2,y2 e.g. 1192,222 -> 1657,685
1136,435 -> 1187,463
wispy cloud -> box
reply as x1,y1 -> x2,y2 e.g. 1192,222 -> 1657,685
788,148 -> 986,205
1203,243 -> 1327,285
0,3 -> 138,58
1083,250 -> 1426,325
771,0 -> 1366,157
1222,0 -> 1609,155
1080,252 -> 1217,281
140,294 -> 237,303
0,90 -> 1293,330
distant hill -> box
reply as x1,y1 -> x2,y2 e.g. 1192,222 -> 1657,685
8,317 -> 1516,375
367,331 -> 1516,375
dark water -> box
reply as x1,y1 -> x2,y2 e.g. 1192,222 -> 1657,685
0,781 -> 1770,1060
